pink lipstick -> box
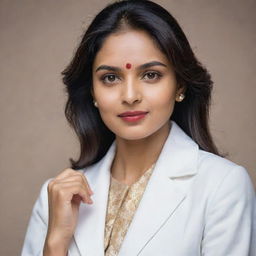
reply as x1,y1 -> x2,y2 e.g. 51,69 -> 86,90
118,111 -> 148,123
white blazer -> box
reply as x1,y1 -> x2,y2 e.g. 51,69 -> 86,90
22,121 -> 256,256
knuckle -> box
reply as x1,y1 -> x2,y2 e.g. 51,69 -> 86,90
51,182 -> 60,193
74,173 -> 85,183
64,168 -> 75,174
74,171 -> 83,177
48,180 -> 57,192
48,180 -> 54,188
78,174 -> 85,182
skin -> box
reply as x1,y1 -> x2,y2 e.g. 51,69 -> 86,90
43,29 -> 184,255
43,169 -> 94,255
92,29 -> 185,185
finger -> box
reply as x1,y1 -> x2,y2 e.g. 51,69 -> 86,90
52,179 -> 92,202
69,172 -> 94,195
55,168 -> 77,179
51,182 -> 93,204
55,169 -> 93,194
76,170 -> 94,195
54,172 -> 94,196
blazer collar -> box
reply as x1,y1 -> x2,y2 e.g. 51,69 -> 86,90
73,120 -> 199,255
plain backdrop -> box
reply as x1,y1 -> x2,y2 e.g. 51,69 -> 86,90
0,0 -> 255,255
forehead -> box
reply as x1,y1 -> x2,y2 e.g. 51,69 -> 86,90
93,30 -> 169,67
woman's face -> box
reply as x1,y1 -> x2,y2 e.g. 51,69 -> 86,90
92,29 -> 183,140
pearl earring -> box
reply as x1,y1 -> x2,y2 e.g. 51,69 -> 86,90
177,93 -> 185,102
93,101 -> 98,107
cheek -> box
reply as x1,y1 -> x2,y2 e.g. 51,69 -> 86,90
93,85 -> 117,111
145,85 -> 176,111
93,89 -> 119,133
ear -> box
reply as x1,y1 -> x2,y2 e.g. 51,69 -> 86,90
175,84 -> 186,102
176,84 -> 186,94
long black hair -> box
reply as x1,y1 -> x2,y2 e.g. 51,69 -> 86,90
62,0 -> 220,170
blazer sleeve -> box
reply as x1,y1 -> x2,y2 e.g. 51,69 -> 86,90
21,179 -> 51,256
201,166 -> 256,256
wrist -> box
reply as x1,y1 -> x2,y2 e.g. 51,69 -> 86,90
43,233 -> 70,256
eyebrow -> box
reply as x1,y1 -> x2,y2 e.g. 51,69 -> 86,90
95,61 -> 167,72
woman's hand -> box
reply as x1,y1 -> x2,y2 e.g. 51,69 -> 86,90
43,168 -> 93,255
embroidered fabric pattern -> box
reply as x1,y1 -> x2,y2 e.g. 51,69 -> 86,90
104,163 -> 156,255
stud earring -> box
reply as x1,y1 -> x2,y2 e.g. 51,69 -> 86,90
177,93 -> 185,102
93,101 -> 98,107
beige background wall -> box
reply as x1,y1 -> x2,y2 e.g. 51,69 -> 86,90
0,0 -> 255,255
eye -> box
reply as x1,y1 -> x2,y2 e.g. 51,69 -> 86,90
143,71 -> 162,81
100,74 -> 120,84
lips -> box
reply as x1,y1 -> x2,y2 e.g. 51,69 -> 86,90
118,111 -> 148,117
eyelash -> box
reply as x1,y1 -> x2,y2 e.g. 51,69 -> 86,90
100,71 -> 163,84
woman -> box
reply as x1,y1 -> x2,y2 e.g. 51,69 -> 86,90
22,0 -> 255,255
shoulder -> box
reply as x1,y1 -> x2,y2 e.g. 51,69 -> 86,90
193,153 -> 256,255
194,150 -> 255,203
197,150 -> 251,182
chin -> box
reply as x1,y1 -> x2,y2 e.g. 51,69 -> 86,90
115,127 -> 159,141
118,134 -> 151,141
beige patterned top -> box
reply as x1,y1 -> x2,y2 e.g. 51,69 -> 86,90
104,163 -> 156,256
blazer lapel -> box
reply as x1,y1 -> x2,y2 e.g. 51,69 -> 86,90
118,121 -> 199,255
73,142 -> 116,256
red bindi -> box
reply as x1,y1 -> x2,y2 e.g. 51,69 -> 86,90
125,63 -> 132,69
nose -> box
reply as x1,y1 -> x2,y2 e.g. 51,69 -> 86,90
121,78 -> 142,105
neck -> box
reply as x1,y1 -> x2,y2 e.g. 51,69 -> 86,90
111,121 -> 171,185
